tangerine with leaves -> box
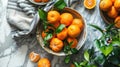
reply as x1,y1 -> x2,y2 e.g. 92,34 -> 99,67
100,0 -> 112,11
107,6 -> 118,18
67,37 -> 78,48
47,10 -> 60,23
57,28 -> 68,40
60,13 -> 73,26
50,38 -> 64,52
84,0 -> 96,9
38,58 -> 51,67
68,25 -> 81,38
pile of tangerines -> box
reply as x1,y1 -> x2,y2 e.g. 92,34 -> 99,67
41,10 -> 84,52
100,0 -> 120,28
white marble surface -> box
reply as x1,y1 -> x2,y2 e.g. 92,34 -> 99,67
0,0 -> 107,67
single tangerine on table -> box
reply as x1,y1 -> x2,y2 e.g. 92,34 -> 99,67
114,16 -> 120,28
57,28 -> 68,40
60,13 -> 73,26
29,52 -> 40,62
67,37 -> 78,48
72,18 -> 84,29
47,10 -> 60,23
68,25 -> 81,38
38,58 -> 51,67
50,38 -> 64,52
84,0 -> 96,9
100,0 -> 112,11
107,6 -> 118,18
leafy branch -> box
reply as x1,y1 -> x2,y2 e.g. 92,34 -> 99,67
73,24 -> 120,67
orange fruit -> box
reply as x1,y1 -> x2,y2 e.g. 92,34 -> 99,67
29,52 -> 40,62
47,10 -> 60,23
57,28 -> 68,40
67,37 -> 78,48
38,58 -> 51,67
42,0 -> 49,2
100,0 -> 112,11
60,13 -> 73,26
114,0 -> 120,11
72,18 -> 84,29
53,22 -> 60,28
68,25 -> 81,38
107,6 -> 118,18
42,31 -> 47,38
111,0 -> 115,3
70,64 -> 75,67
84,0 -> 96,9
50,38 -> 64,52
34,0 -> 42,2
114,16 -> 120,28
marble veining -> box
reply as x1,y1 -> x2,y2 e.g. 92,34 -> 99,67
0,0 -> 108,67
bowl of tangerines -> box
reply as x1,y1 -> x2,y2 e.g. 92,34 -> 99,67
36,7 -> 87,56
99,0 -> 120,28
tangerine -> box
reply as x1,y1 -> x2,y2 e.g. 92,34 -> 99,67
50,38 -> 64,52
84,0 -> 96,9
47,10 -> 60,23
100,0 -> 112,11
114,16 -> 120,28
38,58 -> 51,67
42,31 -> 47,38
72,18 -> 84,29
107,6 -> 118,18
114,0 -> 120,11
60,13 -> 73,26
29,52 -> 40,62
67,37 -> 78,48
57,28 -> 68,40
68,25 -> 81,38
53,22 -> 60,28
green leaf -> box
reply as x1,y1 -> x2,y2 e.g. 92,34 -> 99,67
106,23 -> 115,32
89,24 -> 104,34
110,41 -> 120,46
63,45 -> 71,53
79,60 -> 88,66
73,62 -> 81,67
94,53 -> 105,64
64,55 -> 70,64
71,48 -> 78,54
94,39 -> 101,48
38,9 -> 47,21
100,44 -> 113,56
108,55 -> 120,65
84,50 -> 89,61
44,33 -> 53,41
55,24 -> 65,34
54,0 -> 67,10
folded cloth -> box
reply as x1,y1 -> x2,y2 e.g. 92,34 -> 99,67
7,0 -> 78,37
